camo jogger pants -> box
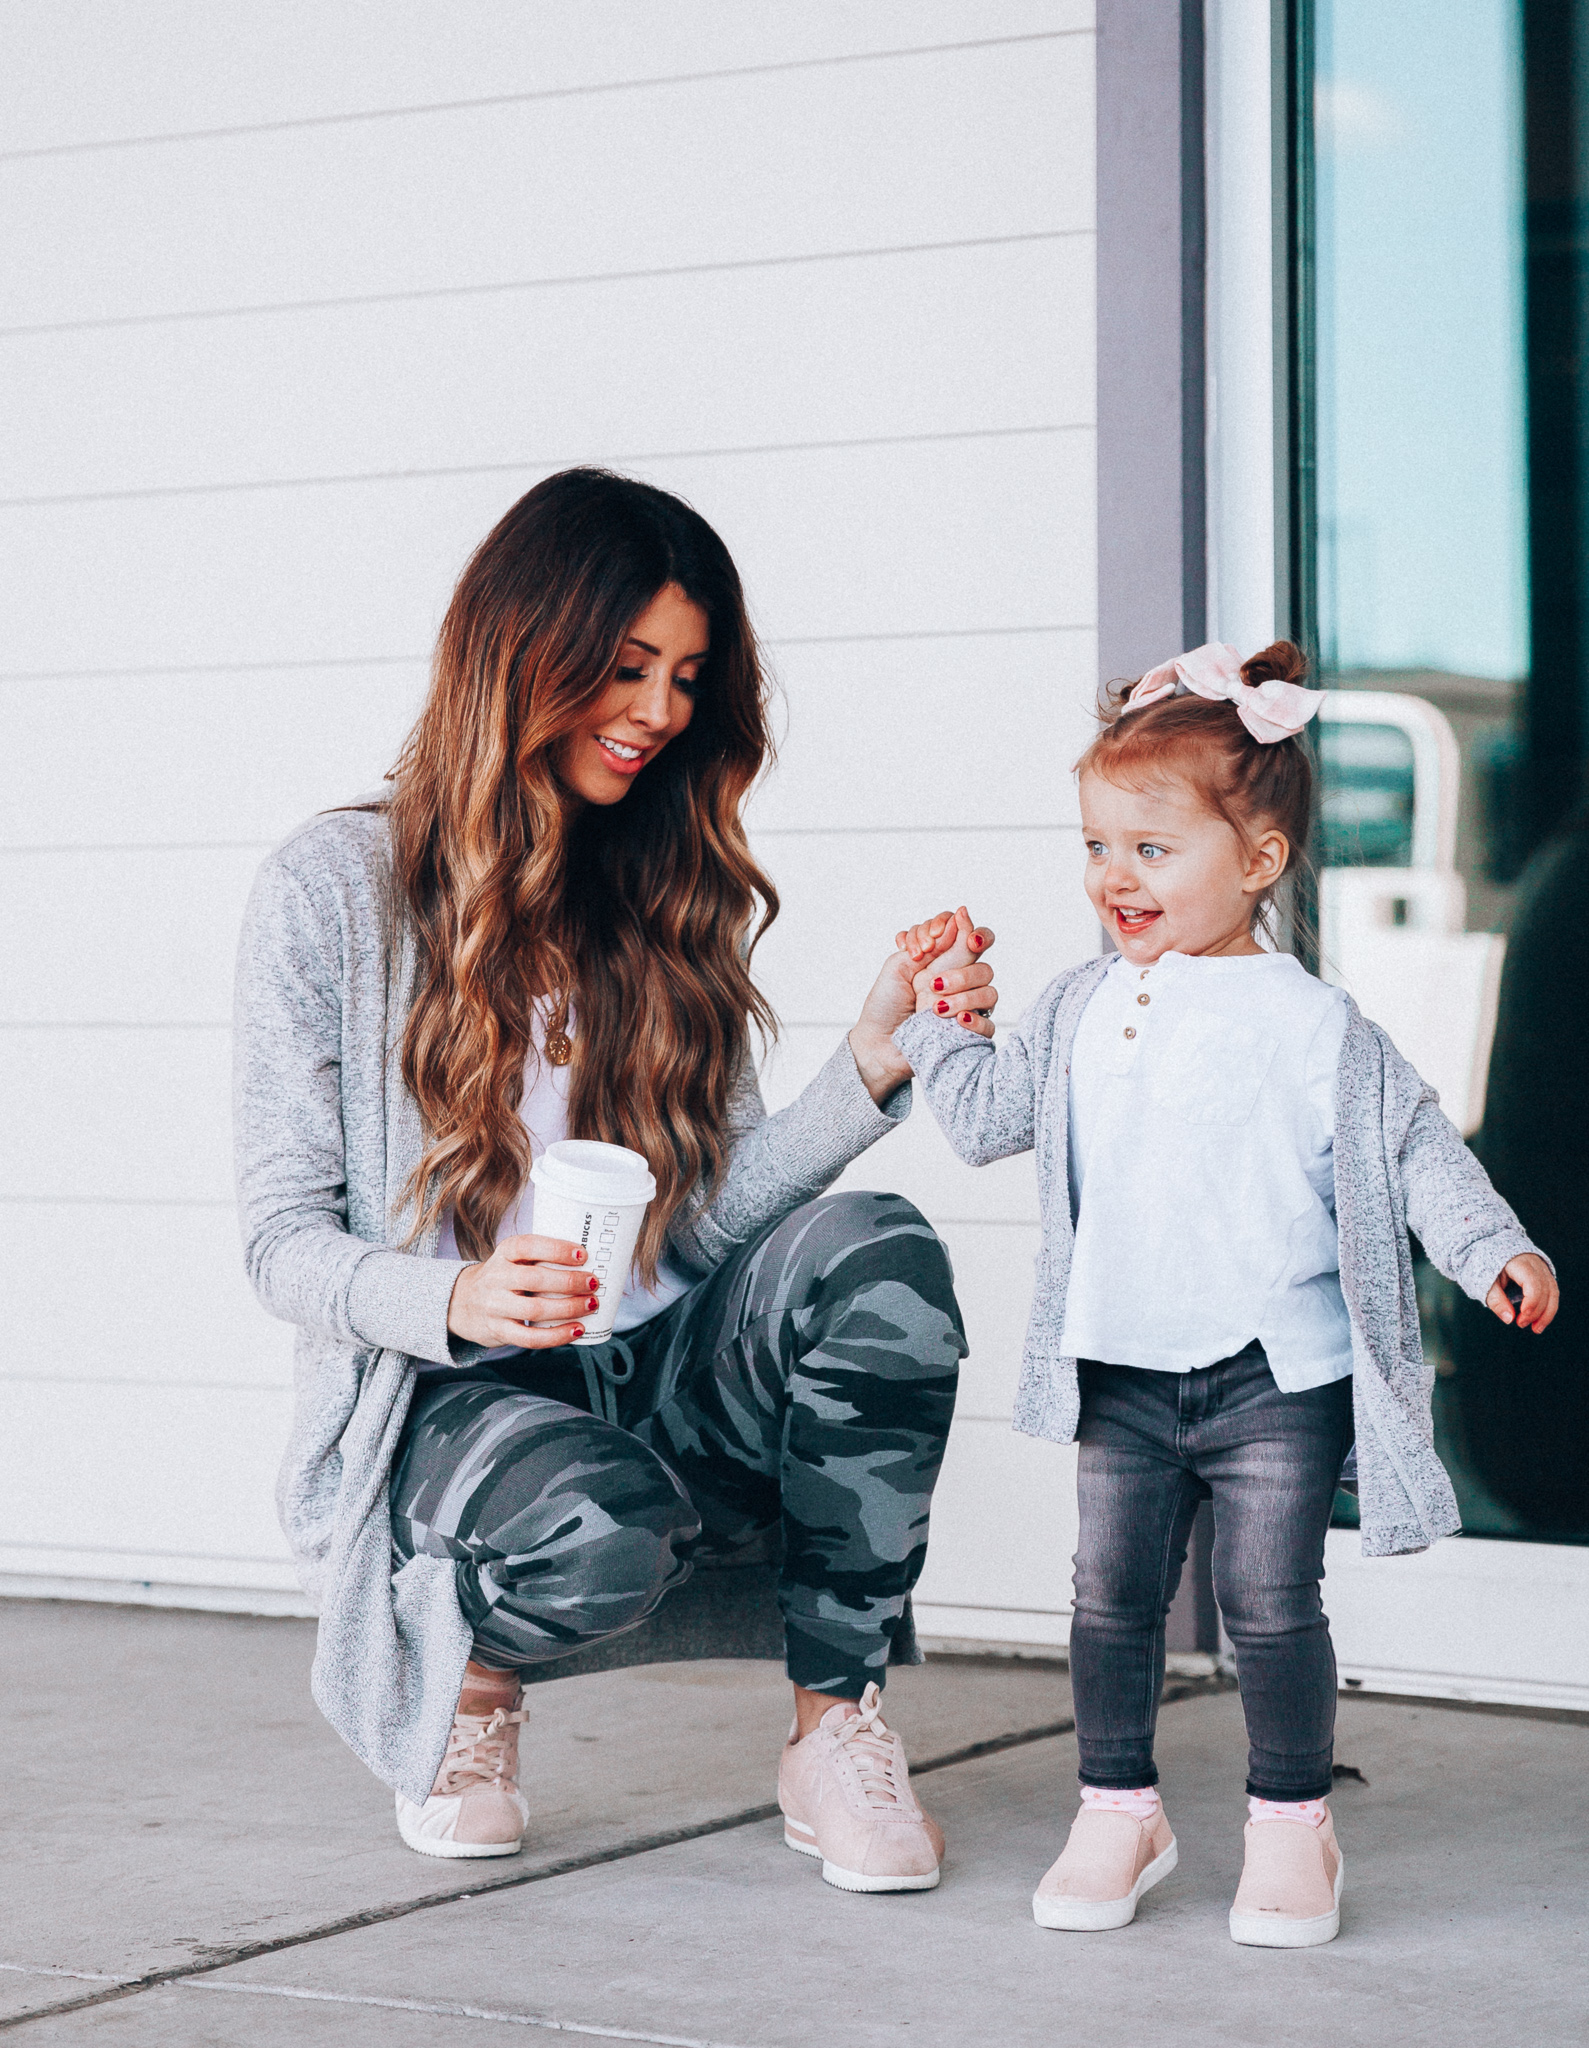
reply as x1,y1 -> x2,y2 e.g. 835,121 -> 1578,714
389,1191 -> 966,1697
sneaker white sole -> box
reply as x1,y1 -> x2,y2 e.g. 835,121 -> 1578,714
395,1794 -> 524,1861
1032,1838 -> 1178,1931
783,1823 -> 941,1893
1228,1854 -> 1345,1948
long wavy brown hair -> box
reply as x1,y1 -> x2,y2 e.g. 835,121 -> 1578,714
385,468 -> 779,1276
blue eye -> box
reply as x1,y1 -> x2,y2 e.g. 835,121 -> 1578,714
1139,843 -> 1167,861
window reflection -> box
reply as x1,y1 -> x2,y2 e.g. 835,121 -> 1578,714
1313,0 -> 1589,1542
1317,722 -> 1415,869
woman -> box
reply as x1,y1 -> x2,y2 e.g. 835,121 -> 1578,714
234,469 -> 988,1895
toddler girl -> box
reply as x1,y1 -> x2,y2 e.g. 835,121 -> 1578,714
892,641 -> 1557,1947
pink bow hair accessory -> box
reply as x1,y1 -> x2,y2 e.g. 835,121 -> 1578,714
1123,641 -> 1323,744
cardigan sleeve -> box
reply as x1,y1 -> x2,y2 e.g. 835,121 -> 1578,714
892,1009 -> 1038,1165
232,852 -> 464,1365
665,1037 -> 910,1273
1386,1028 -> 1549,1300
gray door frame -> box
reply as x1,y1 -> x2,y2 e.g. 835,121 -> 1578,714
1095,0 -> 1208,690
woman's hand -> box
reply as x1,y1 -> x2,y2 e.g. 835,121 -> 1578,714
1485,1253 -> 1559,1334
447,1234 -> 599,1349
912,961 -> 999,1039
903,905 -> 998,1039
848,907 -> 995,1105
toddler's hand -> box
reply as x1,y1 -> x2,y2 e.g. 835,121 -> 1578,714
909,905 -> 998,1038
895,905 -> 993,971
1485,1254 -> 1559,1333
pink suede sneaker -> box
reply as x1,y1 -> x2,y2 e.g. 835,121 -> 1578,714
1032,1806 -> 1178,1930
395,1695 -> 530,1860
777,1683 -> 944,1893
1229,1808 -> 1344,1947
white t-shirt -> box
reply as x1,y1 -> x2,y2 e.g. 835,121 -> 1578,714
1061,949 -> 1353,1391
436,1008 -> 693,1345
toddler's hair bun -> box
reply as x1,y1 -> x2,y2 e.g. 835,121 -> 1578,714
1238,640 -> 1309,691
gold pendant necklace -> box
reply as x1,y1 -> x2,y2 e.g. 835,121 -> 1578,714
543,1000 -> 573,1067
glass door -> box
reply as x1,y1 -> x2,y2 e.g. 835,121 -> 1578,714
1308,0 -> 1589,1701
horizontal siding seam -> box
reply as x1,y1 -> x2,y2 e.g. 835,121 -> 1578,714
0,842 -> 273,856
774,624 -> 1097,646
0,1019 -> 1041,1032
749,824 -> 1081,840
0,423 -> 1090,513
914,1218 -> 1037,1229
0,1540 -> 291,1563
0,825 -> 1082,856
0,1194 -> 1032,1224
0,625 -> 1098,687
912,1600 -> 1076,1614
0,1020 -> 232,1032
2,29 -> 1095,163
0,1196 -> 235,1208
0,229 -> 1094,340
0,1377 -> 289,1392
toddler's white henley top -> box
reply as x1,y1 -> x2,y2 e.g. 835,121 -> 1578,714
1061,948 -> 1353,1389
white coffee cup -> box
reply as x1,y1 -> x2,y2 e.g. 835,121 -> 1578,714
529,1139 -> 656,1346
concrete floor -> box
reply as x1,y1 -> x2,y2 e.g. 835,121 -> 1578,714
2,1600 -> 1586,2044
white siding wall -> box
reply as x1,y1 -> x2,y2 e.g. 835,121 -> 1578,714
0,1 -> 1098,1638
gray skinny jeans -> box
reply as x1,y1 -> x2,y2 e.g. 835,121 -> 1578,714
1069,1342 -> 1354,1802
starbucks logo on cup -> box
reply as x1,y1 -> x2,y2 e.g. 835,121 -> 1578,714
529,1143 -> 656,1348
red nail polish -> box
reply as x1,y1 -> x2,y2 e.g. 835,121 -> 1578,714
933,977 -> 944,992
971,934 -> 984,949
573,1248 -> 586,1263
961,1012 -> 972,1023
571,1324 -> 585,1339
936,1000 -> 949,1014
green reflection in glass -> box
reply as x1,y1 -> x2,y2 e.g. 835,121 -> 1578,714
1317,720 -> 1415,868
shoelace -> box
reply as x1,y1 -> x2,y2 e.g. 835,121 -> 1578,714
833,1693 -> 907,1809
434,1704 -> 528,1796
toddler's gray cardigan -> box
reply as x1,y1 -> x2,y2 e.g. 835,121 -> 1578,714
233,808 -> 910,1801
896,956 -> 1545,1561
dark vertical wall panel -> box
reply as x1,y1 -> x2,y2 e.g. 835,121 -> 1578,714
1096,0 -> 1207,690
1097,1 -> 1218,1653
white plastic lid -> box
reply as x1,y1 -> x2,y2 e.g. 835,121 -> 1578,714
529,1138 -> 656,1205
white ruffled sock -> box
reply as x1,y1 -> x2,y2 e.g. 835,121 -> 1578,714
1248,1795 -> 1328,1827
1080,1783 -> 1162,1821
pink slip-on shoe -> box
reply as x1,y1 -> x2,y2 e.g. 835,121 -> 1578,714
1229,1808 -> 1344,1947
1032,1806 -> 1178,1930
395,1695 -> 531,1860
777,1682 -> 944,1893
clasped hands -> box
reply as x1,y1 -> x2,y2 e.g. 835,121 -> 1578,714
846,905 -> 999,1106
895,904 -> 1000,1039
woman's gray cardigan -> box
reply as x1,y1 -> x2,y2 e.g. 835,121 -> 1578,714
233,808 -> 911,1802
896,956 -> 1545,1560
